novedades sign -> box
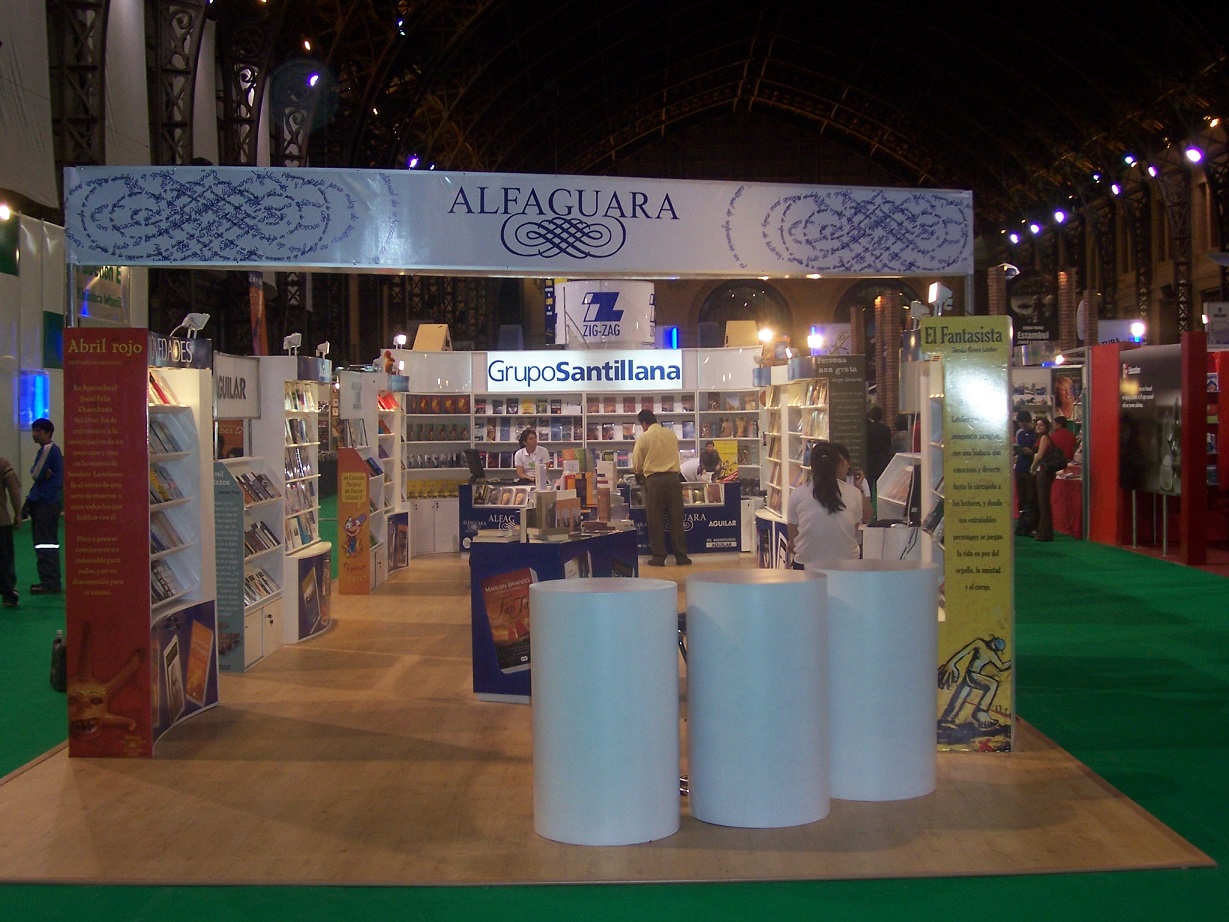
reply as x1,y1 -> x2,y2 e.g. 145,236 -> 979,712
485,350 -> 682,393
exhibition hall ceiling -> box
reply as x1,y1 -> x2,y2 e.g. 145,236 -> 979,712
233,1 -> 1228,238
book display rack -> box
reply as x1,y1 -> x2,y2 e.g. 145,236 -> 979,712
215,456 -> 284,671
253,356 -> 334,644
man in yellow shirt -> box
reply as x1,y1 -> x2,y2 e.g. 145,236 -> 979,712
632,409 -> 692,566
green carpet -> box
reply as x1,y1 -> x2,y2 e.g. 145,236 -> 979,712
2,534 -> 1226,920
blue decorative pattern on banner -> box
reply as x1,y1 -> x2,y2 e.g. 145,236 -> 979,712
65,169 -> 374,263
729,187 -> 971,274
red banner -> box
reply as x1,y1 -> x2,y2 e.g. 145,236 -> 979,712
64,328 -> 154,757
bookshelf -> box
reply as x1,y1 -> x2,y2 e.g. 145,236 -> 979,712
253,356 -> 334,645
760,377 -> 830,518
214,457 -> 284,670
339,370 -> 390,590
476,392 -> 584,473
147,366 -> 216,620
919,359 -> 946,606
145,357 -> 219,750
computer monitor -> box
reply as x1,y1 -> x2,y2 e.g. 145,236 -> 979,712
463,449 -> 487,483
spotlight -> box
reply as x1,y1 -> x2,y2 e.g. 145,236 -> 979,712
1053,210 -> 1066,224
307,73 -> 320,88
393,332 -> 407,347
1124,154 -> 1136,166
1186,147 -> 1204,164
1147,165 -> 1158,178
928,282 -> 953,316
1029,223 -> 1042,235
1008,232 -> 1020,245
757,327 -> 774,343
283,332 -> 302,355
0,203 -> 11,221
168,312 -> 210,338
997,263 -> 1021,280
315,341 -> 330,359
1111,183 -> 1122,196
1129,320 -> 1146,342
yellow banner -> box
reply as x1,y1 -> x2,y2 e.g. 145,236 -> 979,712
922,316 -> 1015,752
337,449 -> 372,594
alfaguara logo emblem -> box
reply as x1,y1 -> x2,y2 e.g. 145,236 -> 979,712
447,183 -> 680,260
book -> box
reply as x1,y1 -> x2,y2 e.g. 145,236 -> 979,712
479,568 -> 535,672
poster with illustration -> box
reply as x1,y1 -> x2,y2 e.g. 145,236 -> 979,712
1006,269 -> 1058,345
1119,343 -> 1183,495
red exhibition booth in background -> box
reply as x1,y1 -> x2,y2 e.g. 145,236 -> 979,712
1086,331 -> 1227,567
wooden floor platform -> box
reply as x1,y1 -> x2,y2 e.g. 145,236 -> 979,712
0,553 -> 1212,886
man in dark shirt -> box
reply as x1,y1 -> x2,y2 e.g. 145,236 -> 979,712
865,406 -> 893,497
1013,409 -> 1038,537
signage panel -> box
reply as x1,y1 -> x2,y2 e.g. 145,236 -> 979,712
483,349 -> 685,393
64,167 -> 973,278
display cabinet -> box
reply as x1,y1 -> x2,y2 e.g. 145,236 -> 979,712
760,377 -> 830,518
338,370 -> 390,590
214,457 -> 283,670
253,355 -> 334,644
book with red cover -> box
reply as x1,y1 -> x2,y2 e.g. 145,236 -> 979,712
480,568 -> 535,673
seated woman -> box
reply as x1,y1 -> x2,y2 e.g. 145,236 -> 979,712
513,428 -> 552,485
786,440 -> 872,567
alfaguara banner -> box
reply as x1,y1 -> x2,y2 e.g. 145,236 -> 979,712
63,167 -> 972,278
921,315 -> 1015,753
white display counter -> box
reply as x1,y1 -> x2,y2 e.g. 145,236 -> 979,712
530,577 -> 680,845
684,569 -> 829,827
804,559 -> 940,801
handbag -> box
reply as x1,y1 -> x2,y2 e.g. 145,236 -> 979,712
1040,446 -> 1068,474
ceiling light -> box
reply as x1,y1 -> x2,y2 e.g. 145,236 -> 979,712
0,204 -> 11,221
1185,146 -> 1204,163
1008,232 -> 1020,245
1111,183 -> 1121,196
303,39 -> 311,52
307,73 -> 320,87
1053,210 -> 1066,224
1029,223 -> 1042,236
1147,165 -> 1158,177
805,273 -> 821,279
1123,154 -> 1136,166
757,327 -> 775,343
407,154 -> 419,169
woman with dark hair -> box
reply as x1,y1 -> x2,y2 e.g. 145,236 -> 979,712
1029,417 -> 1056,542
513,427 -> 552,485
786,440 -> 872,566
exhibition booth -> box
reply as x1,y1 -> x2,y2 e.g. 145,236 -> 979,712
60,164 -> 991,786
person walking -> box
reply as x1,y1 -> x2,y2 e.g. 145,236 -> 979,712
27,418 -> 63,594
632,409 -> 691,566
0,455 -> 23,607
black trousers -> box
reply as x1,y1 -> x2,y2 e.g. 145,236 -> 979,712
29,500 -> 62,590
643,472 -> 688,560
0,525 -> 15,602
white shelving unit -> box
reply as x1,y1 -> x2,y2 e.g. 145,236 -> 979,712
148,367 -> 215,623
920,359 -> 946,580
339,369 -> 389,590
253,355 -> 333,645
760,377 -> 830,518
215,456 -> 284,670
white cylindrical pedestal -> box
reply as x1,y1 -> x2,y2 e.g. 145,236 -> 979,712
805,559 -> 940,801
531,577 -> 680,845
685,569 -> 828,827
